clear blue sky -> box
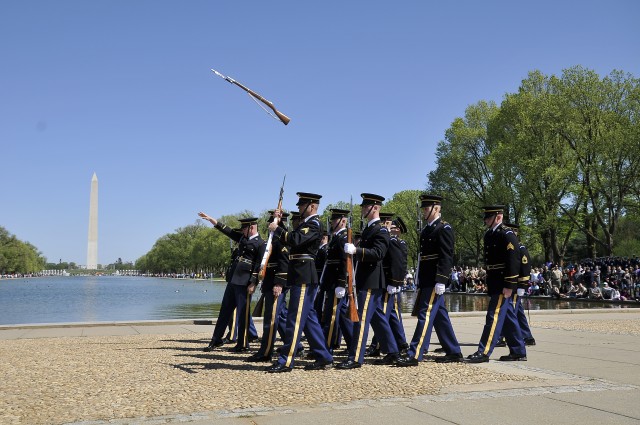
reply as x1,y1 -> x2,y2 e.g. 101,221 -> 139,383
2,1 -> 638,266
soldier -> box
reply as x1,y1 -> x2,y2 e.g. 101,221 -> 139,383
266,193 -> 333,372
321,208 -> 354,353
198,213 -> 264,353
366,212 -> 408,357
313,231 -> 330,323
246,211 -> 290,362
336,193 -> 399,369
466,205 -> 527,363
396,194 -> 463,366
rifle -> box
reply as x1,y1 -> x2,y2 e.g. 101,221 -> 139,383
411,199 -> 423,317
211,69 -> 290,125
346,196 -> 360,322
257,176 -> 286,285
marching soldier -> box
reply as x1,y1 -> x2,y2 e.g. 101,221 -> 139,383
198,213 -> 264,353
366,213 -> 408,356
336,193 -> 400,369
266,193 -> 333,372
396,194 -> 463,366
313,231 -> 330,323
246,211 -> 290,362
466,205 -> 526,363
321,208 -> 354,353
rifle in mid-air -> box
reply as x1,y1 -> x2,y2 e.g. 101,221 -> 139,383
211,69 -> 290,125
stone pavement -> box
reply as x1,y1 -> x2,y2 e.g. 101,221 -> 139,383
1,309 -> 639,425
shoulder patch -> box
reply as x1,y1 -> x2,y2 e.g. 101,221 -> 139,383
400,240 -> 407,244
507,242 -> 515,250
281,247 -> 288,253
444,224 -> 452,229
522,255 -> 528,264
380,227 -> 389,233
301,227 -> 310,234
505,229 -> 514,235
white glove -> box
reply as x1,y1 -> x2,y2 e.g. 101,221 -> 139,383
387,285 -> 396,294
435,283 -> 446,295
517,288 -> 525,297
335,287 -> 346,298
344,243 -> 356,254
394,286 -> 402,294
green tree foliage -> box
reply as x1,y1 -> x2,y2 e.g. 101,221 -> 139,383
0,226 -> 46,274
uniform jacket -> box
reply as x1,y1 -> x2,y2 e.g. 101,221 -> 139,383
321,228 -> 348,290
316,243 -> 329,286
354,219 -> 389,290
273,214 -> 321,286
384,236 -> 408,287
418,218 -> 454,287
483,223 -> 520,295
215,223 -> 264,286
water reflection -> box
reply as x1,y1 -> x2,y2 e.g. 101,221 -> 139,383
398,292 -> 638,313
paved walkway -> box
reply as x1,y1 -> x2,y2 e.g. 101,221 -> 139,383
2,309 -> 640,425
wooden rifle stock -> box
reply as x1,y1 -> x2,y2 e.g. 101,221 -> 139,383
230,79 -> 290,125
257,176 -> 286,284
346,227 -> 359,322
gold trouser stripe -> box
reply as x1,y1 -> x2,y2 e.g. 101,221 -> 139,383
230,308 -> 237,340
512,294 -> 518,308
394,295 -> 400,317
354,290 -> 372,361
414,289 -> 437,359
326,295 -> 339,347
285,284 -> 307,368
383,292 -> 389,315
264,296 -> 278,354
243,292 -> 251,346
483,294 -> 504,355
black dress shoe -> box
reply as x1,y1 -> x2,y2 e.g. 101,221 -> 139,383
434,353 -> 464,363
433,347 -> 446,353
465,351 -> 490,363
524,338 -> 536,346
495,339 -> 507,347
229,345 -> 249,353
364,346 -> 381,357
265,362 -> 292,373
202,341 -> 224,352
249,335 -> 260,343
335,359 -> 362,370
304,359 -> 333,370
373,353 -> 399,365
395,356 -> 419,367
398,343 -> 409,355
498,353 -> 527,361
245,353 -> 272,362
221,337 -> 232,345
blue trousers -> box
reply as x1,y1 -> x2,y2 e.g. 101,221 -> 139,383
349,289 -> 399,364
477,293 -> 525,357
227,308 -> 258,342
513,294 -> 533,340
322,293 -> 354,353
407,286 -> 461,360
211,284 -> 252,348
276,284 -> 332,368
255,289 -> 287,357
371,291 -> 407,350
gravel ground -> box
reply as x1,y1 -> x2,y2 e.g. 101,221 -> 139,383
0,333 -> 534,425
532,318 -> 640,335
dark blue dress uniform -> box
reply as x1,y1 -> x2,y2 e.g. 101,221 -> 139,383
507,223 -> 535,344
247,213 -> 290,362
370,214 -> 408,354
398,195 -> 462,366
267,193 -> 333,372
467,206 -> 526,362
337,194 -> 399,369
321,209 -> 354,352
313,237 -> 329,323
205,218 -> 264,352
224,244 -> 259,344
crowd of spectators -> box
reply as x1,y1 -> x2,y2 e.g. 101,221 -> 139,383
422,256 -> 640,302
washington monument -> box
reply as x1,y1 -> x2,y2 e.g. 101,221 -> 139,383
87,172 -> 98,269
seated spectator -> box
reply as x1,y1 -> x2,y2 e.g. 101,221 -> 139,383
602,282 -> 614,299
568,283 -> 579,298
610,284 -> 622,301
529,281 -> 540,296
576,282 -> 588,298
589,282 -> 604,300
551,286 -> 568,299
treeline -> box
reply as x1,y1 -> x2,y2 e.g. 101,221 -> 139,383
428,65 -> 640,265
136,66 -> 639,274
0,226 -> 46,274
